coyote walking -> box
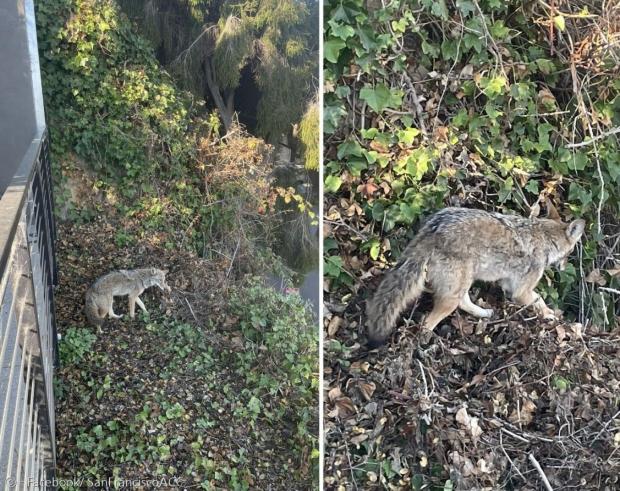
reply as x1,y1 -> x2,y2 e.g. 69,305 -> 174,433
366,206 -> 585,347
85,268 -> 171,328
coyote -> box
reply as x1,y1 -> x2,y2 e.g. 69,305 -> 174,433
85,268 -> 171,328
366,206 -> 585,347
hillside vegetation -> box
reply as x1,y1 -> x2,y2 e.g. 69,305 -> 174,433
324,0 -> 620,489
36,0 -> 318,488
118,0 -> 319,150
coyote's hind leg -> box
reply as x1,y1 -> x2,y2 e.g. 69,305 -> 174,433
107,298 -> 122,319
422,295 -> 461,332
422,262 -> 473,334
512,289 -> 555,320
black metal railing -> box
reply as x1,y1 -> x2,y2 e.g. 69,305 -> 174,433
0,129 -> 58,489
0,0 -> 59,487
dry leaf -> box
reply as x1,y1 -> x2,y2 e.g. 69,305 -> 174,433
358,381 -> 376,401
334,397 -> 356,418
456,407 -> 483,440
357,181 -> 379,198
328,386 -> 342,402
585,268 -> 606,286
327,316 -> 343,337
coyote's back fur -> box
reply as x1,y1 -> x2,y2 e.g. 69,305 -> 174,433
366,207 -> 585,347
85,268 -> 171,328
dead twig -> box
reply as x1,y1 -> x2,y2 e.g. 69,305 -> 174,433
528,453 -> 554,491
565,126 -> 620,148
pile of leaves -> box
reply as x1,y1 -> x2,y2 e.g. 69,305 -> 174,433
325,300 -> 620,489
324,0 -> 620,489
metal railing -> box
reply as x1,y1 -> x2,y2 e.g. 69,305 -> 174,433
0,0 -> 58,489
0,131 -> 58,490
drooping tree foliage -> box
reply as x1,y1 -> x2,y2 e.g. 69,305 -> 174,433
298,99 -> 319,171
119,0 -> 318,143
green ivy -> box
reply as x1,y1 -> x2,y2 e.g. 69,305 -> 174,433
324,0 -> 620,326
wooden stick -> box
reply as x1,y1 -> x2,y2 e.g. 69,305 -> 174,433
566,126 -> 620,148
528,453 -> 554,491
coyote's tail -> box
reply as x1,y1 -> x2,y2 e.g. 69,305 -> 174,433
366,256 -> 428,347
84,289 -> 104,328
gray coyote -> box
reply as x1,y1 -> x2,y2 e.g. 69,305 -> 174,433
366,206 -> 585,347
85,268 -> 171,328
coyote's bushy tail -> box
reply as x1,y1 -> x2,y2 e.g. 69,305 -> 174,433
84,289 -> 104,328
366,256 -> 428,347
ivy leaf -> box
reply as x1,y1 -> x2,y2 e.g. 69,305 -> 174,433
323,102 -> 347,134
456,0 -> 476,16
535,59 -> 555,75
325,175 -> 342,193
490,20 -> 510,39
397,127 -> 421,145
324,256 -> 344,279
356,26 -> 378,51
360,84 -> 402,113
360,128 -> 379,139
337,140 -> 363,159
430,0 -> 449,19
328,19 -> 355,41
391,18 -> 408,33
324,39 -> 346,63
484,76 -> 507,98
553,15 -> 566,31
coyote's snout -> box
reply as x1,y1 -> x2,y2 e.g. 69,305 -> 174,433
85,268 -> 171,329
366,206 -> 585,347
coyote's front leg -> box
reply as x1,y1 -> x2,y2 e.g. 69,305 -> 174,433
128,294 -> 148,319
458,292 -> 494,318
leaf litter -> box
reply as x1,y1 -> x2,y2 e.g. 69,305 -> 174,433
54,164 -> 316,489
324,297 -> 620,490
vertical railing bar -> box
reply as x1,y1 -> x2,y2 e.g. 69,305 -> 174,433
21,379 -> 35,491
5,330 -> 29,484
0,249 -> 28,372
33,425 -> 41,490
29,232 -> 55,453
14,352 -> 32,489
28,408 -> 38,490
0,288 -> 28,473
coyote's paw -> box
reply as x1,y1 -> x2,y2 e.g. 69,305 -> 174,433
480,308 -> 494,318
542,310 -> 557,320
418,328 -> 434,345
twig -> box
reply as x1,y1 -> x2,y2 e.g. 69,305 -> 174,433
599,286 -> 620,295
565,126 -> 620,148
226,234 -> 241,278
183,296 -> 198,323
500,427 -> 530,444
324,219 -> 368,240
499,432 -> 528,483
528,453 -> 554,491
402,73 -> 428,137
417,359 -> 429,398
171,25 -> 218,66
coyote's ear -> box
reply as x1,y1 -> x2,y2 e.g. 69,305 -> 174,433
545,199 -> 562,222
566,219 -> 585,242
